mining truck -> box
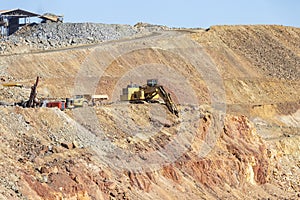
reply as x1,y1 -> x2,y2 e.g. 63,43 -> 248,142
73,94 -> 109,107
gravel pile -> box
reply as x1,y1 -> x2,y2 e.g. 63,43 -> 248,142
0,22 -> 169,54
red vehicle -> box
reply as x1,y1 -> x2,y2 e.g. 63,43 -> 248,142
46,101 -> 66,111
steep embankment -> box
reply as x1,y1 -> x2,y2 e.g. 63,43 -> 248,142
0,24 -> 299,199
193,25 -> 300,197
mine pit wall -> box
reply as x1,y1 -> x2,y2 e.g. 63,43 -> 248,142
1,47 -> 211,104
160,115 -> 269,191
191,25 -> 300,197
0,25 -> 299,199
0,106 -> 271,199
1,49 -> 90,99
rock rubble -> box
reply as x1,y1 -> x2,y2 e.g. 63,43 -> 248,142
0,24 -> 299,199
0,22 -> 169,54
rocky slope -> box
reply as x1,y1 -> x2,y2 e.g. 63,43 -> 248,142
0,22 -> 169,54
0,23 -> 299,199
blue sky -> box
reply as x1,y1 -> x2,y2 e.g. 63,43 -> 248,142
1,0 -> 299,28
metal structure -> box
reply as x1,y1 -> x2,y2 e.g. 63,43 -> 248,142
26,76 -> 39,108
121,79 -> 179,117
39,13 -> 64,23
0,8 -> 39,36
73,94 -> 109,107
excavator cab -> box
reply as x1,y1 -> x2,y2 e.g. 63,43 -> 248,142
147,79 -> 158,87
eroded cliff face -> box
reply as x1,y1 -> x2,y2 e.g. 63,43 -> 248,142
0,106 -> 272,200
0,25 -> 299,199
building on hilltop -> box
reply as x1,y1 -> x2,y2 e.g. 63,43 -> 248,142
0,8 -> 64,37
0,8 -> 39,36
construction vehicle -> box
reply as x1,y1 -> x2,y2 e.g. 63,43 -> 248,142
122,79 -> 179,117
25,76 -> 40,108
1,82 -> 23,88
40,98 -> 74,110
41,94 -> 107,109
13,77 -> 108,110
46,101 -> 66,111
73,94 -> 109,107
19,77 -> 70,110
40,13 -> 64,23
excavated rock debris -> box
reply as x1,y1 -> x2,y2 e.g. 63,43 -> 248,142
0,24 -> 299,199
0,105 -> 277,199
0,22 -> 169,54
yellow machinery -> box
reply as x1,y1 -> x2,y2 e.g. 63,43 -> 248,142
40,13 -> 64,23
73,95 -> 89,107
122,79 -> 179,117
73,94 -> 109,107
2,83 -> 23,88
120,83 -> 141,101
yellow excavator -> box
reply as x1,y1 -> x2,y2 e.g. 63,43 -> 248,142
129,79 -> 179,117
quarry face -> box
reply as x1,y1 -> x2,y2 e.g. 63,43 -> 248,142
0,23 -> 299,199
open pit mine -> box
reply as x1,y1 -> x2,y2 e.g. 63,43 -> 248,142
0,9 -> 299,200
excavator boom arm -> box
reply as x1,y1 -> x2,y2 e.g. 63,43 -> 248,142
156,86 -> 179,117
141,85 -> 179,117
